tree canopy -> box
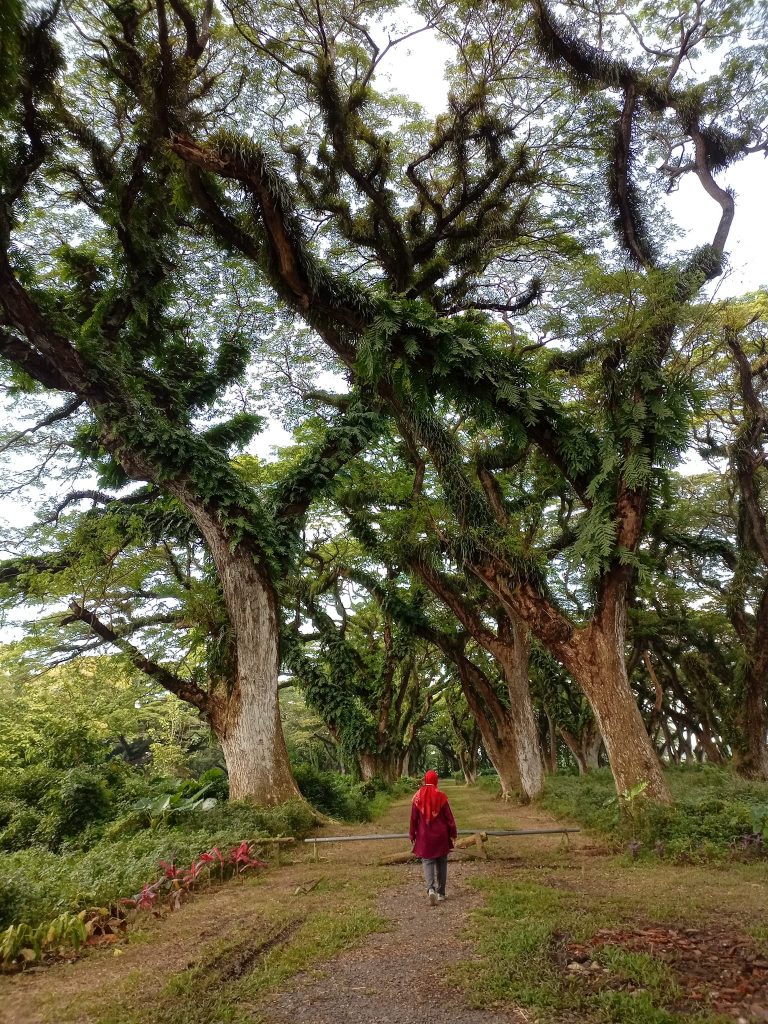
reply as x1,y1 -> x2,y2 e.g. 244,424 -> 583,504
1,0 -> 767,805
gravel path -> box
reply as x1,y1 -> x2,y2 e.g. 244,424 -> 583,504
263,856 -> 528,1024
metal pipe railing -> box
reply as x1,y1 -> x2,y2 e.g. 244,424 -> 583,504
303,828 -> 579,843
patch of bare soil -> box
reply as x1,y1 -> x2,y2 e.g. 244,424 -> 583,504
205,917 -> 307,983
565,926 -> 768,1023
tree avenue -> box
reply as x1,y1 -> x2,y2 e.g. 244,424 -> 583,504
1,0 -> 767,803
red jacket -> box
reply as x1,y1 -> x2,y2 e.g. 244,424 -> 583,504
409,800 -> 457,859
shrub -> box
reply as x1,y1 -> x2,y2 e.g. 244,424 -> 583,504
293,765 -> 372,821
197,767 -> 229,800
0,798 -> 315,930
49,765 -> 115,837
0,798 -> 25,829
540,765 -> 768,860
2,764 -> 59,808
0,807 -> 43,852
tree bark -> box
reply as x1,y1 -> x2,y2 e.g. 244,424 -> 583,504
494,618 -> 545,801
583,723 -> 602,770
735,657 -> 768,780
568,624 -> 671,801
177,491 -> 301,805
357,751 -> 400,783
477,569 -> 670,802
545,713 -> 558,774
455,661 -> 522,800
413,564 -> 544,801
459,750 -> 478,784
560,731 -> 588,774
559,720 -> 602,774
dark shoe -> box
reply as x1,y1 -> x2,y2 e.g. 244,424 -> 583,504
437,894 -> 446,902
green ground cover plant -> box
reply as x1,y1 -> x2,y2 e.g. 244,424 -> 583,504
0,772 -> 415,932
539,766 -> 768,861
1,838 -> 272,970
0,800 -> 314,930
292,764 -> 381,821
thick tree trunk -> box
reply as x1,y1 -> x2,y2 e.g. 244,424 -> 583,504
583,723 -> 603,770
358,751 -> 400,784
560,729 -> 588,774
696,729 -> 724,765
735,661 -> 768,780
412,565 -> 542,801
481,717 -> 523,800
560,721 -> 602,774
545,713 -> 558,774
569,626 -> 671,802
179,494 -> 301,805
495,620 -> 545,801
458,672 -> 521,799
459,744 -> 478,784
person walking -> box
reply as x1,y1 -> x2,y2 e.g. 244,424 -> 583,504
409,770 -> 458,906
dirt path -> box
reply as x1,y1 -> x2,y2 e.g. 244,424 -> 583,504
262,858 -> 525,1024
260,780 -> 588,1024
0,782 -> 579,1024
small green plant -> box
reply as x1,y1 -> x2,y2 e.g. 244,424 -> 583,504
1,911 -> 88,970
133,781 -> 217,829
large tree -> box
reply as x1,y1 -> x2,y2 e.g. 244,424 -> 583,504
0,8 -> 386,802
651,296 -> 768,777
2,0 -> 766,804
148,0 -> 765,800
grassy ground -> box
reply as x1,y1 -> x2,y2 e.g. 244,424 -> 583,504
458,769 -> 768,1024
89,880 -> 388,1024
460,859 -> 767,1023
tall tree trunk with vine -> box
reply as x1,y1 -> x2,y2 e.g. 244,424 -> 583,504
180,497 -> 301,804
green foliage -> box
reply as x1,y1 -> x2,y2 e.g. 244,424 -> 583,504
540,765 -> 768,859
0,0 -> 23,116
0,758 -> 125,853
1,910 -> 88,968
0,799 -> 314,930
292,765 -> 373,821
0,659 -> 224,851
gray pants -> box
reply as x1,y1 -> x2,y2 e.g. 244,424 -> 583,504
421,855 -> 448,896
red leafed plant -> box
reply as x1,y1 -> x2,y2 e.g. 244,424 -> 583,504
120,882 -> 159,912
182,858 -> 207,888
229,841 -> 267,874
198,846 -> 226,881
158,860 -> 182,880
